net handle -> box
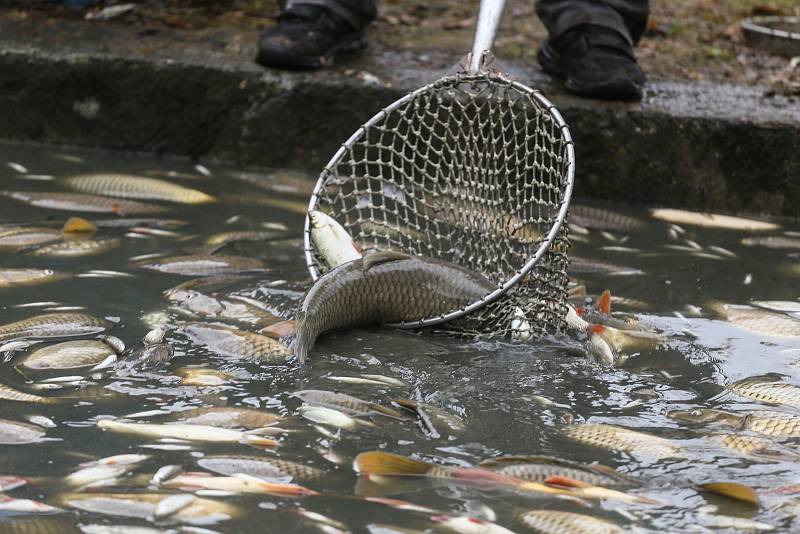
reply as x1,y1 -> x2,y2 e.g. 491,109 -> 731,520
469,0 -> 508,73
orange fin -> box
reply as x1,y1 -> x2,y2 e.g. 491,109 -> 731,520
354,451 -> 431,476
544,475 -> 592,488
596,290 -> 612,315
62,217 -> 97,234
697,482 -> 758,506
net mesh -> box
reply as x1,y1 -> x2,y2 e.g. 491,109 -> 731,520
305,72 -> 573,339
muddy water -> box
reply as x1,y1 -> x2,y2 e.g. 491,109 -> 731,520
0,142 -> 799,533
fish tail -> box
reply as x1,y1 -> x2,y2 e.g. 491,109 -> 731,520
353,451 -> 432,476
596,290 -> 612,315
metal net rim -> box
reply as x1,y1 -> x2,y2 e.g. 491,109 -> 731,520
303,72 -> 576,329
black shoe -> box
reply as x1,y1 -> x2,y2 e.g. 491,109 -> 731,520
537,25 -> 645,101
256,4 -> 367,69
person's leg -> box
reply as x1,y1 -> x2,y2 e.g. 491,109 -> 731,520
535,0 -> 650,101
256,0 -> 378,69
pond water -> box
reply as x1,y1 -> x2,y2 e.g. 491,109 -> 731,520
0,142 -> 799,533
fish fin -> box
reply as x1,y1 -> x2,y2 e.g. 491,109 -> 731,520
588,463 -> 636,482
596,290 -> 612,315
368,403 -> 410,420
361,251 -> 412,271
62,217 -> 97,234
697,482 -> 758,506
240,436 -> 279,448
544,475 -> 592,488
568,285 -> 587,303
353,451 -> 432,476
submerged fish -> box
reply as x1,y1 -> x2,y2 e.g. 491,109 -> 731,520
293,390 -> 406,419
117,328 -> 173,371
431,515 -> 515,534
709,303 -> 800,338
65,174 -> 215,204
172,407 -> 282,429
293,251 -> 497,363
742,236 -> 800,250
140,255 -> 267,276
0,313 -> 109,344
310,210 -> 361,269
561,423 -> 680,460
92,217 -> 187,229
714,433 -> 798,459
167,289 -> 280,327
30,238 -> 120,257
180,322 -> 291,361
0,268 -> 67,288
96,419 -> 278,446
568,257 -> 642,276
478,456 -> 635,488
60,492 -> 237,524
727,376 -> 800,408
518,510 -> 622,534
0,227 -> 61,248
0,419 -> 47,444
177,368 -> 235,386
0,517 -> 80,533
570,205 -> 645,233
0,383 -> 57,404
197,456 -> 324,482
668,408 -> 800,438
650,209 -> 779,231
1,191 -> 167,215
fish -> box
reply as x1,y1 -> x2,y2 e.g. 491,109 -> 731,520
96,419 -> 278,446
353,452 -> 651,504
0,475 -> 27,491
561,423 -> 681,460
0,313 -> 110,344
178,368 -> 235,387
150,465 -> 182,486
293,390 -> 406,419
166,289 -> 280,327
299,406 -> 366,430
197,456 -> 324,482
1,191 -> 167,215
668,408 -> 800,438
140,255 -> 267,276
727,376 -> 800,408
205,230 -> 289,249
477,456 -> 635,488
0,269 -> 68,288
0,518 -> 81,533
163,473 -> 317,496
310,211 -> 362,269
0,227 -> 61,248
0,419 -> 47,444
92,217 -> 188,229
570,204 -> 645,233
709,303 -> 800,338
568,257 -> 642,276
180,322 -> 292,361
518,511 -> 622,534
29,238 -> 121,257
165,274 -> 256,296
430,515 -> 516,534
751,300 -> 800,313
713,433 -> 799,459
742,236 -> 800,250
171,407 -> 283,429
293,251 -> 498,363
260,320 -> 296,338
60,492 -> 238,524
0,383 -> 57,404
650,209 -> 779,231
64,173 -> 215,204
20,339 -> 119,370
393,398 -> 464,437
0,497 -> 62,514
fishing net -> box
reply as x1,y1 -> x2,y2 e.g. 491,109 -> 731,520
304,71 -> 574,339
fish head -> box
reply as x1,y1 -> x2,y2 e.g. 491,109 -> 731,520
667,408 -> 731,425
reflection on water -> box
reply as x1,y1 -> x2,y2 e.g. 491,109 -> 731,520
0,142 -> 798,532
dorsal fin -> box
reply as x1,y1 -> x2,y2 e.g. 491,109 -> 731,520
596,290 -> 612,315
362,251 -> 411,271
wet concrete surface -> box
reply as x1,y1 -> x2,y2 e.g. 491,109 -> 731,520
0,16 -> 798,215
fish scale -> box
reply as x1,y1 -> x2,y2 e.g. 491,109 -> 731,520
1,191 -> 167,215
181,323 -> 291,360
728,378 -> 800,408
0,313 -> 109,344
31,239 -> 120,257
740,411 -> 800,437
141,255 -> 267,276
0,384 -> 57,404
519,510 -> 622,534
65,174 -> 215,204
0,518 -> 81,534
561,423 -> 680,460
293,252 -> 498,363
198,456 -> 324,482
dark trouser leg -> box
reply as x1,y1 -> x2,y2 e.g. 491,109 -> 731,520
287,0 -> 377,30
535,0 -> 650,45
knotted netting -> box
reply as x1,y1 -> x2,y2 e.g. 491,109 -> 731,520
304,71 -> 574,339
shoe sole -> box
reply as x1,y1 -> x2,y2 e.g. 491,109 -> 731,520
537,40 -> 643,102
256,32 -> 368,70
